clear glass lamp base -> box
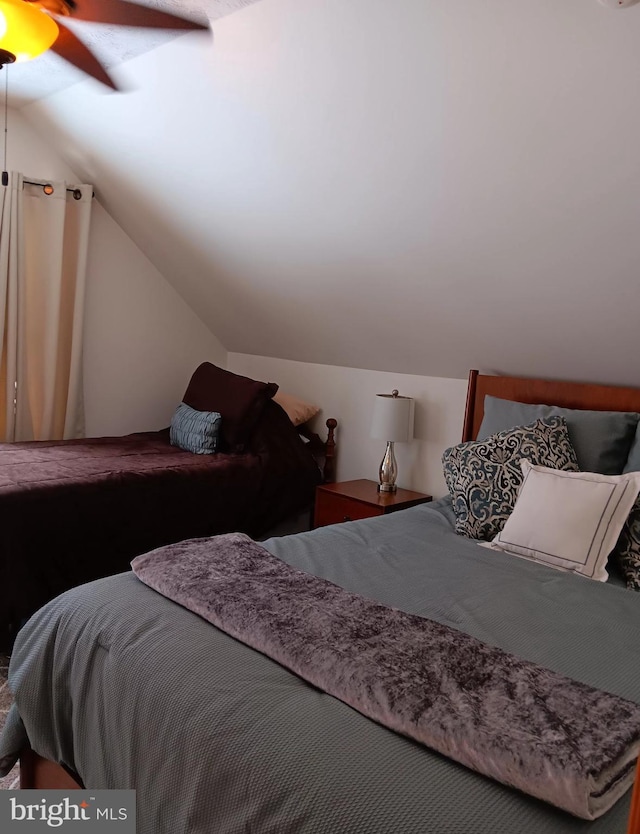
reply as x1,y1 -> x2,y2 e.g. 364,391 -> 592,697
378,441 -> 398,493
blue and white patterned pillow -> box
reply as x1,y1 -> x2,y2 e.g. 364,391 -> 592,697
615,498 -> 640,591
613,435 -> 640,591
170,402 -> 222,455
442,417 -> 579,541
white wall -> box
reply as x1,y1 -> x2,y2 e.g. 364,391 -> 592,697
83,205 -> 227,435
229,353 -> 468,498
9,109 -> 226,435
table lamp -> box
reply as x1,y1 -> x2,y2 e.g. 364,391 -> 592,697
370,390 -> 414,493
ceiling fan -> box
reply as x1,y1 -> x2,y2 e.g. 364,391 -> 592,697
0,0 -> 210,89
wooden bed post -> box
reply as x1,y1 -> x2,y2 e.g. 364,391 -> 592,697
462,370 -> 478,442
628,758 -> 640,834
296,418 -> 338,484
20,747 -> 83,790
323,419 -> 337,483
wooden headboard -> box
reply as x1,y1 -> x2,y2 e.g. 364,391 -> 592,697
463,370 -> 640,443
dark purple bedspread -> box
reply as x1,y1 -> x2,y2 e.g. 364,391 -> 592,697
0,400 -> 320,647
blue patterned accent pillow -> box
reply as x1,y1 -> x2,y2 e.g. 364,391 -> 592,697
170,402 -> 222,455
615,498 -> 640,591
442,417 -> 579,541
614,436 -> 640,591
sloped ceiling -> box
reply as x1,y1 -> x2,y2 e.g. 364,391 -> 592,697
16,0 -> 640,387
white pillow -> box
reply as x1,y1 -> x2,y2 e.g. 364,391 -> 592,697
483,460 -> 640,581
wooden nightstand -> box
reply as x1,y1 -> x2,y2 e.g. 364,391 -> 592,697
314,479 -> 432,528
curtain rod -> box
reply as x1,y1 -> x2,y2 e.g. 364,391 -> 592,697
23,179 -> 94,200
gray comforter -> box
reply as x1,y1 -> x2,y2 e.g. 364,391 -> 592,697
2,499 -> 640,834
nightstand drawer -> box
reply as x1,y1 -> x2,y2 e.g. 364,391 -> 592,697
313,479 -> 432,529
314,491 -> 383,527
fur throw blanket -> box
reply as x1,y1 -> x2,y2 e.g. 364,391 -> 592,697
132,532 -> 640,819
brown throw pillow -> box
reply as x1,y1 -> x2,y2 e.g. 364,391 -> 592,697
183,363 -> 278,452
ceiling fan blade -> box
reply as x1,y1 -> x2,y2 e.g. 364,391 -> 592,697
67,0 -> 209,31
50,21 -> 118,89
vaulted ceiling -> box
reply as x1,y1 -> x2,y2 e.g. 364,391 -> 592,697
14,0 -> 640,387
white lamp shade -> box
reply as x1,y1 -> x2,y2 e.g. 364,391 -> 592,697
371,393 -> 414,443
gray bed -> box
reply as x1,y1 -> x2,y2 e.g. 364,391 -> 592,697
1,497 -> 639,833
2,369 -> 640,834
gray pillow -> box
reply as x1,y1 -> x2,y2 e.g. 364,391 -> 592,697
170,402 -> 222,455
442,416 -> 579,541
624,423 -> 640,474
478,396 -> 639,475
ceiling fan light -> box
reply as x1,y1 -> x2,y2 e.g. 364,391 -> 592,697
0,0 -> 59,63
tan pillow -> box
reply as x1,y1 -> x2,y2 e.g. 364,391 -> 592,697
273,391 -> 320,427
